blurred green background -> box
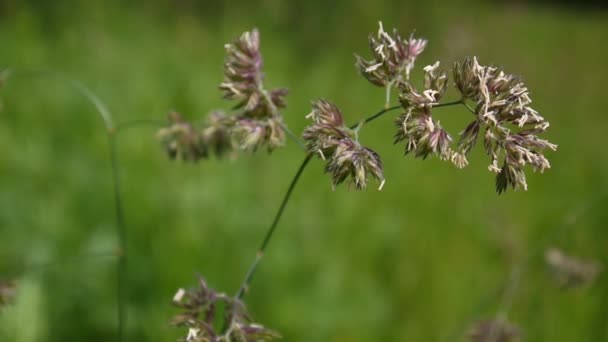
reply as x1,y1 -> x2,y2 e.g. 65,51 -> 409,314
1,0 -> 607,340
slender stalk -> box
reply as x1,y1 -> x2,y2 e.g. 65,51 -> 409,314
2,69 -> 128,342
235,104 -> 405,300
355,105 -> 401,128
66,74 -> 129,342
235,100 -> 466,300
0,69 -> 114,128
235,153 -> 313,299
65,76 -> 129,342
384,81 -> 395,109
353,99 -> 464,129
435,99 -> 465,109
108,135 -> 128,342
462,102 -> 476,114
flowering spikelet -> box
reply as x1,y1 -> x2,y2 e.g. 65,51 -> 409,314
545,248 -> 602,289
303,100 -> 385,190
393,56 -> 556,192
156,112 -> 208,162
156,111 -> 238,162
468,319 -> 521,342
0,279 -> 16,307
355,22 -> 427,87
158,28 -> 291,161
394,110 -> 453,160
219,29 -> 263,107
452,57 -> 557,193
305,99 -> 345,127
326,139 -> 384,190
219,28 -> 288,150
399,61 -> 449,107
457,119 -> 481,156
302,100 -> 349,159
395,62 -> 453,161
201,111 -> 235,158
220,28 -> 288,120
231,117 -> 286,152
171,277 -> 280,342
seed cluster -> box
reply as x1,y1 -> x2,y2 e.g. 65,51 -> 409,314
303,100 -> 385,190
355,22 -> 427,87
393,57 -> 558,193
164,23 -> 561,341
0,279 -> 16,307
353,23 -> 556,193
468,319 -> 520,342
172,277 -> 280,342
545,248 -> 602,289
394,61 -> 457,162
157,29 -> 289,162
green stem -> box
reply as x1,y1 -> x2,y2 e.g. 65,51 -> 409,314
351,99 -> 465,131
384,81 -> 395,109
235,153 -> 313,299
108,135 -> 127,342
434,99 -> 464,109
462,102 -> 476,114
2,69 -> 128,342
354,105 -> 401,128
235,103 -> 410,300
1,69 -> 114,128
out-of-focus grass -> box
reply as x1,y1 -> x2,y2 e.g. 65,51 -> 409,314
1,1 -> 607,341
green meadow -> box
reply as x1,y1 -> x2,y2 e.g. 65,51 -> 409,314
1,1 -> 607,340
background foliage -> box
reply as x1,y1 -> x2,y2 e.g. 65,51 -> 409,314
1,0 -> 607,340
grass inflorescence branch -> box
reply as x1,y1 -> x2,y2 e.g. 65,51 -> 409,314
1,20 -> 560,341
153,22 -> 556,341
236,98 -> 468,302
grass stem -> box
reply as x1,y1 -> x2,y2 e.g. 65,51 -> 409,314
235,101 -> 435,299
3,69 -> 129,342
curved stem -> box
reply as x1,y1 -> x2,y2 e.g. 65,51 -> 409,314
462,102 -> 476,114
1,69 -> 114,129
434,99 -> 464,109
108,135 -> 127,342
354,105 -> 401,128
235,103 -> 412,300
351,99 -> 465,130
235,154 -> 313,299
2,68 -> 128,342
